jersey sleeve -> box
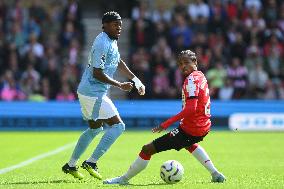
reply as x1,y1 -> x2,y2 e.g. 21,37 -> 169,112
184,76 -> 199,99
92,40 -> 109,69
160,98 -> 198,129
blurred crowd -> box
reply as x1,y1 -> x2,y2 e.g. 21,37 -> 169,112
128,0 -> 284,100
0,0 -> 284,101
0,0 -> 84,101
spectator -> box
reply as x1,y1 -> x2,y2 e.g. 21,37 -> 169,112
43,58 -> 60,99
67,38 -> 81,66
229,32 -> 246,60
131,1 -> 151,21
29,0 -> 46,24
262,79 -> 277,99
41,77 -> 51,100
20,63 -> 41,96
206,61 -> 227,99
218,79 -> 234,100
263,0 -> 278,23
0,70 -> 25,101
151,3 -> 172,23
188,0 -> 209,23
172,0 -> 188,18
248,63 -> 269,98
244,40 -> 263,71
130,16 -> 153,48
23,32 -> 44,58
1,0 -> 284,101
6,22 -> 26,50
152,20 -> 170,42
264,44 -> 284,80
227,57 -> 248,99
56,82 -> 75,101
152,65 -> 171,98
245,0 -> 262,12
170,14 -> 193,51
278,6 -> 284,33
60,21 -> 78,48
130,47 -> 151,95
244,6 -> 266,33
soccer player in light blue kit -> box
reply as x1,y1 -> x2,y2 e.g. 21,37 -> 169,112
62,11 -> 145,180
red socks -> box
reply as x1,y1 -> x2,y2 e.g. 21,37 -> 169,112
187,143 -> 199,153
139,151 -> 151,160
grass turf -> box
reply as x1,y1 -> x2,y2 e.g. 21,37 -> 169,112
0,131 -> 283,189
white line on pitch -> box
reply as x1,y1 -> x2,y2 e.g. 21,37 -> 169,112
0,142 -> 76,174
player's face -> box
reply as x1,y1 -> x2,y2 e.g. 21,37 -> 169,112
105,20 -> 122,40
177,55 -> 197,76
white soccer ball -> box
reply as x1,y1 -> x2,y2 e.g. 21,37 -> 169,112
160,160 -> 184,184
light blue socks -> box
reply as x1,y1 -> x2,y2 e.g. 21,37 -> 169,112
68,127 -> 103,166
88,123 -> 125,162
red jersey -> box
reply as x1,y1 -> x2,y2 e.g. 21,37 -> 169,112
160,71 -> 211,136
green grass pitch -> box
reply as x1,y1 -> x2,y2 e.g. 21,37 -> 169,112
0,130 -> 283,189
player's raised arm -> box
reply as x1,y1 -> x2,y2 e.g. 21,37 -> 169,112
118,59 -> 145,95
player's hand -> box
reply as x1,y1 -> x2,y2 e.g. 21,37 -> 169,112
132,77 -> 145,95
152,125 -> 164,133
119,82 -> 133,92
137,85 -> 145,95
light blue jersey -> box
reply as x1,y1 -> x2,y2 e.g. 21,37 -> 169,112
78,32 -> 120,97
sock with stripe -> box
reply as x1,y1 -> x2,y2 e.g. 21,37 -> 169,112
187,143 -> 218,174
122,151 -> 151,180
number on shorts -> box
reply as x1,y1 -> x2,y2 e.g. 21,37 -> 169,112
170,128 -> 179,136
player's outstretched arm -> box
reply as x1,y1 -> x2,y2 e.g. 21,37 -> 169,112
160,98 -> 198,129
93,68 -> 133,91
118,59 -> 145,95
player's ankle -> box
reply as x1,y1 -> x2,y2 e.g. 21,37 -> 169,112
121,175 -> 129,181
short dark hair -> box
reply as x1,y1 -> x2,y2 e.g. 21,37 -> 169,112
102,11 -> 121,24
178,50 -> 197,62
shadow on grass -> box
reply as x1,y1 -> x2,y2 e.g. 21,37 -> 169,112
128,183 -> 169,187
1,180 -> 170,187
0,179 -> 86,185
100,182 -> 169,187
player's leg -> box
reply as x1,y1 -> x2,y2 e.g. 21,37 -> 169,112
104,128 -> 182,184
187,143 -> 226,182
69,120 -> 103,166
122,142 -> 156,180
62,120 -> 103,179
86,96 -> 125,165
62,93 -> 103,179
103,141 -> 155,185
88,115 -> 125,164
82,115 -> 124,180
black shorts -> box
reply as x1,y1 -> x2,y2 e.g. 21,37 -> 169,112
153,127 -> 206,152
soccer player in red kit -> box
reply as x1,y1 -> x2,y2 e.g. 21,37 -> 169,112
104,50 -> 226,185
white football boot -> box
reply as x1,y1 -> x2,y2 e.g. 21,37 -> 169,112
103,176 -> 129,185
211,171 -> 226,183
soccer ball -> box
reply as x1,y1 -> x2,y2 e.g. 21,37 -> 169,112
160,160 -> 184,184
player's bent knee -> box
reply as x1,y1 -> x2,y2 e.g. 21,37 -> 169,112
117,122 -> 125,134
141,143 -> 155,156
111,122 -> 125,136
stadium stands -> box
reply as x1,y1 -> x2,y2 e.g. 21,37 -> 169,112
0,0 -> 283,101
127,0 -> 284,100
